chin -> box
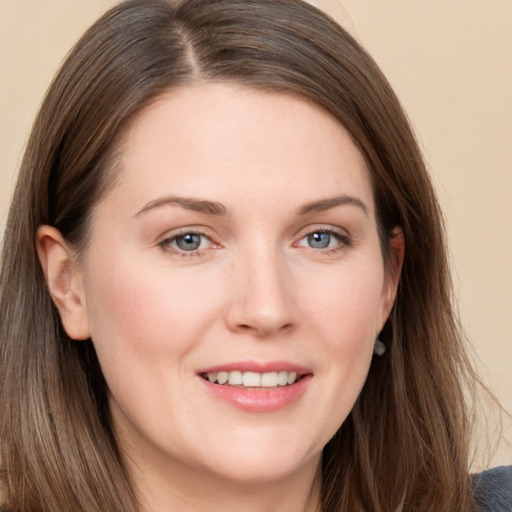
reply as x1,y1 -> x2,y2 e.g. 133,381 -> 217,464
196,440 -> 321,486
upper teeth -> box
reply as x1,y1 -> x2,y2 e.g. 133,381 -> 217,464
205,370 -> 298,387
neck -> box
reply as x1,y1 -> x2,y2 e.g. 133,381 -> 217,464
126,449 -> 322,512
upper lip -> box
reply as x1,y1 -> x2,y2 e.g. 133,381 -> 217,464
198,360 -> 312,375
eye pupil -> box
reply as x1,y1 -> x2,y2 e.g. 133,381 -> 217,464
308,232 -> 330,249
176,234 -> 201,251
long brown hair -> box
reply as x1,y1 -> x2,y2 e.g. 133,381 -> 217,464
0,0 -> 482,510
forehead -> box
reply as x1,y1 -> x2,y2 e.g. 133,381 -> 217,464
102,83 -> 374,217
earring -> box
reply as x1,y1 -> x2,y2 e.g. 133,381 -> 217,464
373,337 -> 386,356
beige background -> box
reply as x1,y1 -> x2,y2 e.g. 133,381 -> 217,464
1,1 -> 510,467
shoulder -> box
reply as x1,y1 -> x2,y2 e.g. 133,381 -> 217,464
473,466 -> 512,512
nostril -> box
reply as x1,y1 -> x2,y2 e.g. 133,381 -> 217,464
238,321 -> 294,338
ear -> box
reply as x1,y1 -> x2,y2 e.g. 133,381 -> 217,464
379,226 -> 405,328
36,226 -> 91,340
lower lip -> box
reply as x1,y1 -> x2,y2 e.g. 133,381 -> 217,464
198,375 -> 312,412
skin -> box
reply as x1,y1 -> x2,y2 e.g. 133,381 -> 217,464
38,84 -> 404,512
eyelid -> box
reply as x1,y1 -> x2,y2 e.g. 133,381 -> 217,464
158,225 -> 218,242
294,224 -> 351,241
158,226 -> 221,256
293,224 -> 352,251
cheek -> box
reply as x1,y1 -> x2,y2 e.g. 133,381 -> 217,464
295,267 -> 383,447
81,253 -> 223,370
80,255 -> 224,431
301,261 -> 385,348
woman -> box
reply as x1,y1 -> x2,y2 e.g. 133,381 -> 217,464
0,0 -> 509,511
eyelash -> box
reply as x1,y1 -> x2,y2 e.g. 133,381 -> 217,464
295,226 -> 351,255
158,226 -> 351,258
159,230 -> 215,258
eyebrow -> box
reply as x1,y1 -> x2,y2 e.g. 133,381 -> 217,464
134,196 -> 227,217
134,193 -> 368,218
297,195 -> 369,217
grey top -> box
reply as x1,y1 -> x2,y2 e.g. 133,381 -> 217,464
473,465 -> 512,512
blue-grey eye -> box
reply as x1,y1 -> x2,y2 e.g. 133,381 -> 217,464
175,233 -> 203,251
307,232 -> 332,249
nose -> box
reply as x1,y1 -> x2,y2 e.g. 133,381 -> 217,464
224,249 -> 296,338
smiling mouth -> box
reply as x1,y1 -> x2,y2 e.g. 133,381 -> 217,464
200,370 -> 303,388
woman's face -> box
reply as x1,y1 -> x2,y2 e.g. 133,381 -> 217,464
54,84 -> 402,489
